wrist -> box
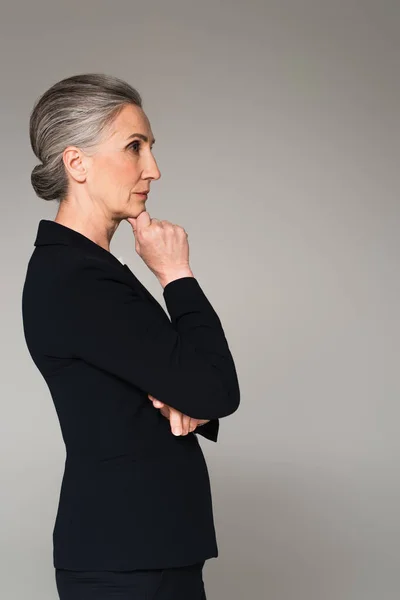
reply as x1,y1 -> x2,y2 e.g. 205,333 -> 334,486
158,269 -> 194,289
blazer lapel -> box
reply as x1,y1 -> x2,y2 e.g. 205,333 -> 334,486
121,263 -> 170,319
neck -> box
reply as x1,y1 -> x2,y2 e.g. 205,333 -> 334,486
54,201 -> 118,252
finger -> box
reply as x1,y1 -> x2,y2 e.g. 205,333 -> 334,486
152,400 -> 165,408
169,407 -> 183,436
160,406 -> 170,419
181,414 -> 191,436
189,418 -> 197,433
148,394 -> 165,408
126,217 -> 137,233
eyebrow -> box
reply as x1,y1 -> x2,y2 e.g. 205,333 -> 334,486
126,133 -> 156,145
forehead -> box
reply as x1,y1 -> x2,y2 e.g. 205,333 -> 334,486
112,104 -> 152,138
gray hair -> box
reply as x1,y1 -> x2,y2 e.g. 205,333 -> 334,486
29,73 -> 143,202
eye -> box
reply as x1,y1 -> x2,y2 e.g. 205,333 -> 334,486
128,140 -> 141,153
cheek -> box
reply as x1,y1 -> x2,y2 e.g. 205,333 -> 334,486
89,155 -> 118,192
88,154 -> 140,195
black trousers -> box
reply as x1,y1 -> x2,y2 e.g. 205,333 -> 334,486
55,560 -> 207,599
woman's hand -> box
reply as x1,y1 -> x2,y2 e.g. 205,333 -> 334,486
148,394 -> 210,436
127,211 -> 193,287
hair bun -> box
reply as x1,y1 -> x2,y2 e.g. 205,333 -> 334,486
32,163 -> 44,175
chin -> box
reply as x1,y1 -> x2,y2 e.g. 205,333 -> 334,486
125,205 -> 146,219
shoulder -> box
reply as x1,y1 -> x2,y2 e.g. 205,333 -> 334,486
28,245 -> 125,278
24,245 -> 135,305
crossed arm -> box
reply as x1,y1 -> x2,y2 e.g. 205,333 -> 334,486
63,265 -> 239,443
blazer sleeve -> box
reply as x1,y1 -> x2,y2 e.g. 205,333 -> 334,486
62,261 -> 240,422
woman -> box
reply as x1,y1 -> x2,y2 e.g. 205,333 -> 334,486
22,73 -> 240,599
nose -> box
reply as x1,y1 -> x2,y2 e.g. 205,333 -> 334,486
142,153 -> 161,181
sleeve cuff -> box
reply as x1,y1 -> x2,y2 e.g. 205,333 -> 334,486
194,418 -> 219,442
163,277 -> 221,326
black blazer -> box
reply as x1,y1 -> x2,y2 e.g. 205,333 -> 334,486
22,219 -> 240,571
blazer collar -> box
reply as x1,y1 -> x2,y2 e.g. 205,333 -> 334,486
34,219 -> 126,266
35,219 -> 109,250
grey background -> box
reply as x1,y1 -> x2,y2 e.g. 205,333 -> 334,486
1,1 -> 399,598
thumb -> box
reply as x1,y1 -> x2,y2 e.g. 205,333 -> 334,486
127,210 -> 151,235
169,407 -> 183,436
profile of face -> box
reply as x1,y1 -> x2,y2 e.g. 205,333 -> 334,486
63,104 -> 161,219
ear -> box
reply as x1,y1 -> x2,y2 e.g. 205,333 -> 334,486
63,146 -> 89,183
